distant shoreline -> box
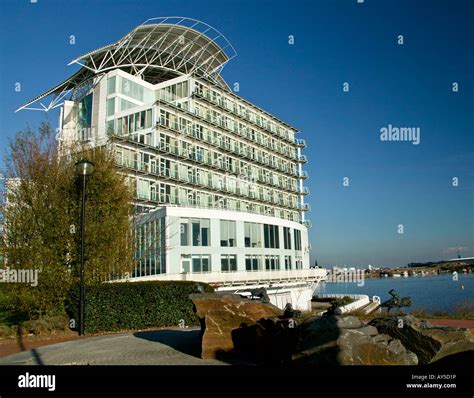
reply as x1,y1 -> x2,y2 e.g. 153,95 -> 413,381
322,259 -> 474,280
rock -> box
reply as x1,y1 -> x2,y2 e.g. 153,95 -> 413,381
353,325 -> 379,336
190,293 -> 282,359
334,315 -> 364,329
311,301 -> 332,310
283,303 -> 302,318
293,315 -> 418,365
369,315 -> 474,364
254,317 -> 300,365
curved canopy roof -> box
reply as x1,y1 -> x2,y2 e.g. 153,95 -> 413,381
16,17 -> 237,112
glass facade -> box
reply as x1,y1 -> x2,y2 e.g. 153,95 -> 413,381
119,76 -> 153,102
135,212 -> 305,276
80,94 -> 93,128
134,217 -> 166,277
114,109 -> 153,136
157,81 -> 189,102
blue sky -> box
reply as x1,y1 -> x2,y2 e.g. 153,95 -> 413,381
0,0 -> 472,267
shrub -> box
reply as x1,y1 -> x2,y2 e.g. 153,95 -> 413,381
43,315 -> 70,331
19,319 -> 50,335
333,296 -> 354,307
18,315 -> 70,336
453,300 -> 474,319
0,324 -> 14,338
312,296 -> 354,306
65,281 -> 214,333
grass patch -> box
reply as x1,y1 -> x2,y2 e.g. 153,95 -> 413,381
411,300 -> 474,320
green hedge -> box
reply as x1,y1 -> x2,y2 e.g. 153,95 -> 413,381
66,281 -> 213,333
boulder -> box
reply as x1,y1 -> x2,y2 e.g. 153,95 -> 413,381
190,293 -> 282,359
369,315 -> 474,364
293,315 -> 418,365
232,315 -> 306,365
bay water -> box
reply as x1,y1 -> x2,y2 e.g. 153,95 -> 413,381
314,273 -> 474,314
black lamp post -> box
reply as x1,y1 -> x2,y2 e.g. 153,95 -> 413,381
75,159 -> 94,336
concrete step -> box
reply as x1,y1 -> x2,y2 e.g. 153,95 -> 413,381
360,301 -> 380,314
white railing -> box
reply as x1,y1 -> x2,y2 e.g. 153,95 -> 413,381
315,293 -> 368,300
119,268 -> 327,286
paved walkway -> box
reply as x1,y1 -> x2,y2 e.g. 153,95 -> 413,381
428,319 -> 474,329
0,328 -> 229,365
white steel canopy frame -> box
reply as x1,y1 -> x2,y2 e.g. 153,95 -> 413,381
16,17 -> 237,113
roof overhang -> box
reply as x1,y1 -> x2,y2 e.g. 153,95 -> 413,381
16,17 -> 237,112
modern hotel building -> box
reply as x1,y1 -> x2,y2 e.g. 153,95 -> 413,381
17,17 -> 325,310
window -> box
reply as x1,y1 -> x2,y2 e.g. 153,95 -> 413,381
263,224 -> 280,249
105,120 -> 114,136
187,255 -> 210,273
107,76 -> 116,95
192,220 -> 200,246
195,146 -> 204,162
146,109 -> 153,128
158,81 -> 189,102
201,219 -> 209,246
283,227 -> 291,250
221,255 -> 237,272
180,218 -> 209,246
106,98 -> 115,117
294,229 -> 302,251
245,255 -> 260,271
137,179 -> 150,200
160,110 -> 170,127
244,222 -> 261,248
115,109 -> 153,136
264,255 -> 280,270
180,222 -> 189,246
120,98 -> 137,112
120,76 -> 149,102
220,220 -> 236,247
295,258 -> 303,270
284,255 -> 292,270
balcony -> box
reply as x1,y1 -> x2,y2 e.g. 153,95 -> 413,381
299,203 -> 311,211
191,91 -> 295,144
300,170 -> 309,179
298,186 -> 310,195
295,139 -> 307,148
298,155 -> 308,163
155,109 -> 297,170
119,268 -> 327,287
